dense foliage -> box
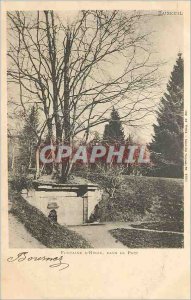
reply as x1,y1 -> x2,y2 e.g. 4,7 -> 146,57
149,54 -> 184,178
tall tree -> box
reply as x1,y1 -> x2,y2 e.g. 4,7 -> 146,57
103,107 -> 125,143
19,106 -> 40,173
149,53 -> 184,178
8,10 -> 161,181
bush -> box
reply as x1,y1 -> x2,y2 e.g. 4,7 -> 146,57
9,176 -> 34,192
10,195 -> 91,248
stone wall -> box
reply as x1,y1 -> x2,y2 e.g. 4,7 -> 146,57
21,184 -> 102,226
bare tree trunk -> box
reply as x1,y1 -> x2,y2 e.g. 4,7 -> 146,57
35,146 -> 40,179
28,144 -> 32,169
61,31 -> 72,182
45,10 -> 62,143
11,144 -> 15,172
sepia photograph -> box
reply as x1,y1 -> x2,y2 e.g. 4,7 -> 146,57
7,9 -> 184,249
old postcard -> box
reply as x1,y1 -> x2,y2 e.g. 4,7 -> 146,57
1,1 -> 190,299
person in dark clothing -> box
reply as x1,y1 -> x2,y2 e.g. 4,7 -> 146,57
48,209 -> 57,223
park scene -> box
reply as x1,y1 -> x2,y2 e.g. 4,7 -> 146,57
7,10 -> 184,248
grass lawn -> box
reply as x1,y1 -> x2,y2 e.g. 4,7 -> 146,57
109,228 -> 184,248
82,174 -> 184,224
130,221 -> 184,233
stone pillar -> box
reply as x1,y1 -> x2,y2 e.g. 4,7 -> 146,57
83,194 -> 88,223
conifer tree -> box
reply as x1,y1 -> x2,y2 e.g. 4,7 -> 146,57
19,106 -> 40,173
149,53 -> 184,178
103,107 -> 125,143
